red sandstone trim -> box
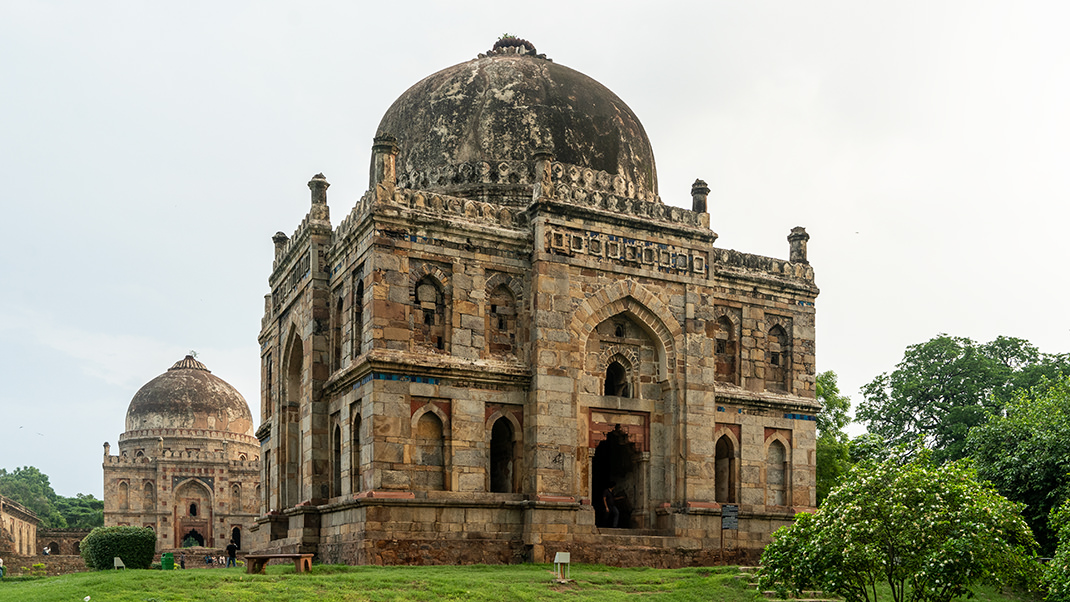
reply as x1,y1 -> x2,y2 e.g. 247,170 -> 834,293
535,495 -> 575,503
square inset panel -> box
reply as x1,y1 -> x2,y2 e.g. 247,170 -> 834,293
692,254 -> 706,273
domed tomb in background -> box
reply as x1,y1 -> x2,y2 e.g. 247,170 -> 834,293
374,39 -> 658,204
103,355 -> 261,552
125,355 -> 254,435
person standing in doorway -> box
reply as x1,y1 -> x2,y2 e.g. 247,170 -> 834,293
226,541 -> 238,568
602,481 -> 619,528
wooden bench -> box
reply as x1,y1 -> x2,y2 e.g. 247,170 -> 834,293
244,553 -> 314,575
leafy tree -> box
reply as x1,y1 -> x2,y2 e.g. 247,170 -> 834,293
859,335 -> 1069,463
1046,500 -> 1070,601
54,493 -> 104,530
848,432 -> 888,464
815,371 -> 851,505
0,466 -> 66,528
967,376 -> 1070,555
759,450 -> 1041,602
0,466 -> 104,530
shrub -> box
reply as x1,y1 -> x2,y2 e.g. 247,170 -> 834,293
80,526 -> 157,570
760,450 -> 1043,602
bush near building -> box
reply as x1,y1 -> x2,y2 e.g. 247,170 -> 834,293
79,526 -> 155,570
759,450 -> 1042,602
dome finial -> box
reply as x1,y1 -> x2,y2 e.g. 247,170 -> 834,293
484,35 -> 544,59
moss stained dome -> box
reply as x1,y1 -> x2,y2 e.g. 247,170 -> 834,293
374,41 -> 658,202
124,355 -> 254,436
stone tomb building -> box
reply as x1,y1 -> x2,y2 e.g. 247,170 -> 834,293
103,356 -> 261,551
0,495 -> 39,557
253,39 -> 820,566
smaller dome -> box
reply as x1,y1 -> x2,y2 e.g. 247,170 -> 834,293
125,356 -> 254,436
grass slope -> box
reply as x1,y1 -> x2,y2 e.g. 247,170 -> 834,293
0,564 -> 759,602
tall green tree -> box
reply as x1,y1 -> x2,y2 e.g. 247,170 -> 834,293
967,376 -> 1070,555
0,466 -> 104,530
815,371 -> 851,505
54,493 -> 104,530
0,466 -> 66,528
859,335 -> 1069,463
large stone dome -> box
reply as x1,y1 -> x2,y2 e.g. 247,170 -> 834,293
374,40 -> 658,202
124,355 -> 254,436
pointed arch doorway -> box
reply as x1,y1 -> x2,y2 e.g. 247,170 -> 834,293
592,426 -> 642,529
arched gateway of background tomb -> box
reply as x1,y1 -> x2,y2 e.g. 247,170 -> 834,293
251,38 -> 821,566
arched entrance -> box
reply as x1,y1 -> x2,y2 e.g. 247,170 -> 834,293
181,528 -> 205,547
592,427 -> 639,529
489,417 -> 516,493
231,527 -> 241,549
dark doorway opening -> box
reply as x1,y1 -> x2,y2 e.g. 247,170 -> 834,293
48,541 -> 60,555
592,427 -> 638,529
604,362 -> 629,397
715,436 -> 737,503
489,418 -> 515,493
181,529 -> 205,547
231,527 -> 241,549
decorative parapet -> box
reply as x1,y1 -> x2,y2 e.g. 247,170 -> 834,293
334,188 -> 523,246
119,428 -> 260,446
104,452 -> 261,468
0,495 -> 40,525
710,248 -> 817,288
336,165 -> 708,247
270,213 -> 322,276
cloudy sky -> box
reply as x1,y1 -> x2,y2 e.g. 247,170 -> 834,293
2,1 -> 1068,498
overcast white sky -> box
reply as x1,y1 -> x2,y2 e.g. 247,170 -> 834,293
2,1 -> 1068,498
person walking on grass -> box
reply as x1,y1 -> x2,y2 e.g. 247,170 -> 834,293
226,541 -> 238,568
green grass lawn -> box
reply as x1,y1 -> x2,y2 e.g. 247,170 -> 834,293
0,564 -> 1042,602
0,564 -> 760,602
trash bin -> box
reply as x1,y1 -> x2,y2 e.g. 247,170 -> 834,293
162,552 -> 174,570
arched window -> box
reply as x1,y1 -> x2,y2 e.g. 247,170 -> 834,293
766,324 -> 791,393
351,413 -> 362,493
604,361 -> 630,397
264,352 -> 273,418
766,440 -> 789,506
487,285 -> 517,356
231,483 -> 241,512
713,315 -> 738,385
189,503 -> 198,517
714,436 -> 737,503
352,280 -> 365,356
414,277 -> 446,351
489,417 -> 516,493
331,424 -> 342,497
286,334 -> 303,406
118,481 -> 129,511
283,333 -> 303,507
331,293 -> 344,371
143,481 -> 155,509
413,412 -> 445,491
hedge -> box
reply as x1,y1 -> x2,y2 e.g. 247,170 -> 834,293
80,526 -> 156,570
